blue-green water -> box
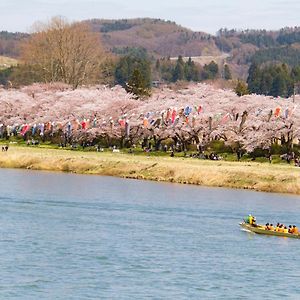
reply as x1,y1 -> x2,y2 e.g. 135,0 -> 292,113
0,169 -> 300,299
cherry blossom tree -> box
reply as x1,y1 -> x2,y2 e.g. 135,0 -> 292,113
0,82 -> 299,156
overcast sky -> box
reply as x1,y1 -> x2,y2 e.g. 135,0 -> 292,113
0,0 -> 299,34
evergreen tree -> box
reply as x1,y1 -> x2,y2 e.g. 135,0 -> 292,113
235,80 -> 249,97
115,57 -> 130,85
247,62 -> 261,94
270,74 -> 288,97
190,62 -> 200,81
115,55 -> 152,89
172,56 -> 185,82
203,61 -> 219,79
291,66 -> 300,82
184,57 -> 194,81
155,59 -> 160,70
224,64 -> 232,80
259,72 -> 273,95
125,69 -> 151,99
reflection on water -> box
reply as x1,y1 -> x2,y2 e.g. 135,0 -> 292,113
0,168 -> 300,299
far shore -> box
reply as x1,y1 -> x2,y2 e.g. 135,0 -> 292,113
0,146 -> 299,195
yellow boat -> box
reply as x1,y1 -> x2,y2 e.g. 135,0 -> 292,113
240,222 -> 300,239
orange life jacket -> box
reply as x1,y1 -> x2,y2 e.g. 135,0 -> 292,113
293,227 -> 299,234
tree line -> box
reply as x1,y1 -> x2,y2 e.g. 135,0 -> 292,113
247,63 -> 300,97
217,27 -> 300,48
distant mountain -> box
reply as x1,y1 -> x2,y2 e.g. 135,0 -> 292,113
2,19 -> 300,79
85,19 -> 300,78
85,18 -> 220,57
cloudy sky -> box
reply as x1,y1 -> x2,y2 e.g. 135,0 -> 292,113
0,0 -> 299,34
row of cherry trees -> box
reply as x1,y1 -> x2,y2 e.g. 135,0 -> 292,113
0,82 -> 299,155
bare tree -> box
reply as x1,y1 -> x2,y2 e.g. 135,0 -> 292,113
22,16 -> 105,89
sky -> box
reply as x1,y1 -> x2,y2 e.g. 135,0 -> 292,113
0,0 -> 299,34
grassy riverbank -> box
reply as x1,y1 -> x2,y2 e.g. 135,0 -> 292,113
0,146 -> 299,195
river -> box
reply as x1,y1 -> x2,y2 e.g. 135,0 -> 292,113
0,169 -> 300,299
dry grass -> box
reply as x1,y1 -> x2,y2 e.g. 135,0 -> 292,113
170,53 -> 230,66
0,56 -> 18,70
0,146 -> 299,195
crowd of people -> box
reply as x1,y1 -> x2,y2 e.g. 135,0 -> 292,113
264,223 -> 299,234
245,214 -> 299,235
280,152 -> 300,167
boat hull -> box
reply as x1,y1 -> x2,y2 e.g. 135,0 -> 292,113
240,222 -> 300,239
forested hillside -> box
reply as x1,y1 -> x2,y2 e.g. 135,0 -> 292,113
85,18 -> 220,57
2,19 -> 300,69
2,18 -> 300,97
0,31 -> 29,57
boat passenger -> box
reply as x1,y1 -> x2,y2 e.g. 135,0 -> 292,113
293,225 -> 299,234
288,225 -> 293,233
269,224 -> 274,231
275,224 -> 280,232
244,214 -> 253,225
278,225 -> 284,233
248,215 -> 253,225
265,223 -> 270,230
283,226 -> 288,233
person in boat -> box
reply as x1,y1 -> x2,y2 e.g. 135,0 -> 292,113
265,223 -> 270,230
244,214 -> 252,224
292,225 -> 299,234
276,224 -> 284,232
288,225 -> 293,233
244,214 -> 257,226
284,226 -> 288,233
269,224 -> 274,231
